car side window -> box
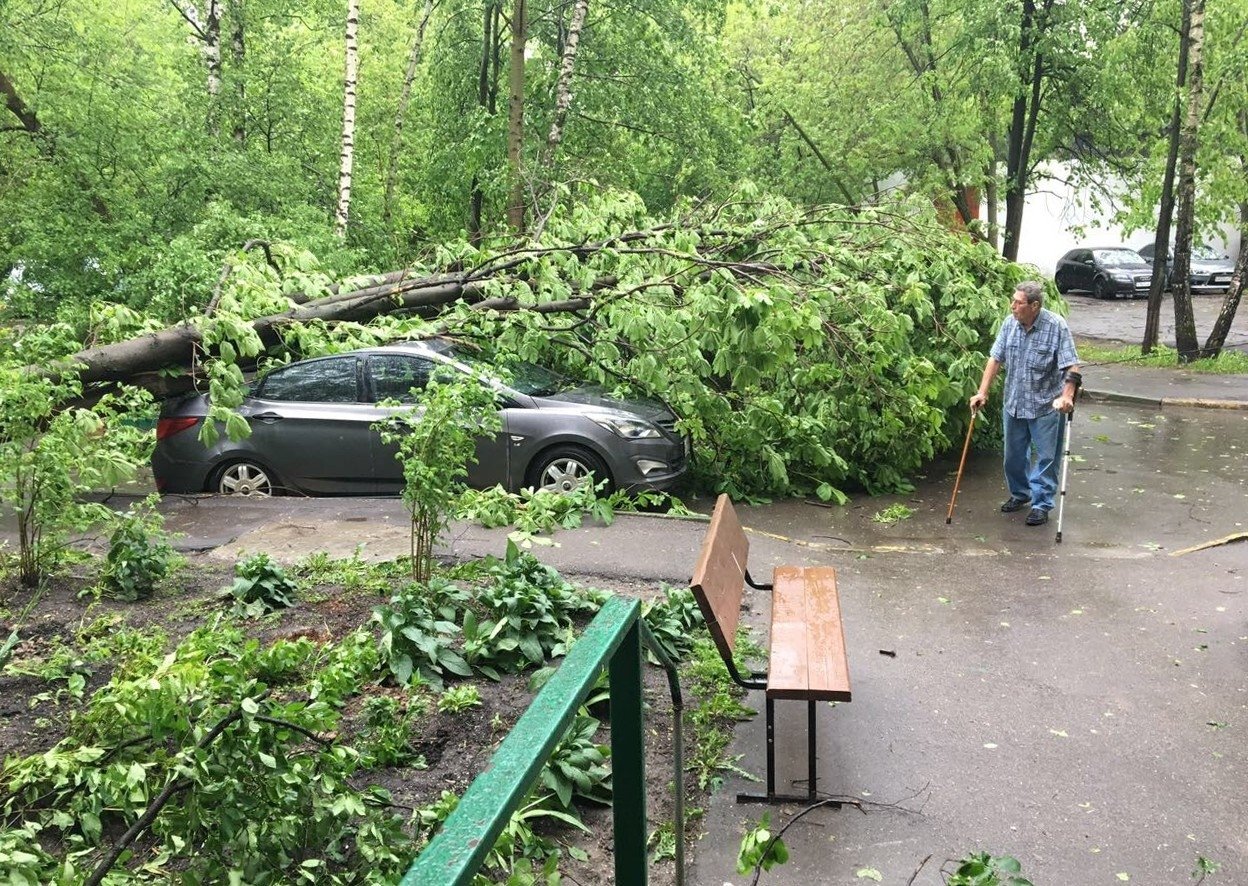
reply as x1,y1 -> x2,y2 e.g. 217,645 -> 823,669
369,355 -> 435,403
257,357 -> 361,402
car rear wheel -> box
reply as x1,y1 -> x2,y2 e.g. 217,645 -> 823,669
1054,275 -> 1069,294
212,460 -> 279,496
528,445 -> 612,495
1093,277 -> 1110,300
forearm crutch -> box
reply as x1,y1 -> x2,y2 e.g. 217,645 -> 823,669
1054,372 -> 1083,544
945,408 -> 978,524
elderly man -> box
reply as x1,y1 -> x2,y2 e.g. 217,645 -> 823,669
969,280 -> 1080,527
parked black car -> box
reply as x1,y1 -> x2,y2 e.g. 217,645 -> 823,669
152,339 -> 690,497
1136,242 -> 1235,294
1054,247 -> 1152,299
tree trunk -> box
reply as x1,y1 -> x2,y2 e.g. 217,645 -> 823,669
1201,106 -> 1247,358
538,0 -> 588,176
334,0 -> 361,237
1002,0 -> 1049,262
1142,0 -> 1191,354
229,0 -> 246,146
170,0 -> 223,134
505,0 -> 527,232
384,0 -> 436,227
469,1 -> 499,244
1170,0 -> 1204,363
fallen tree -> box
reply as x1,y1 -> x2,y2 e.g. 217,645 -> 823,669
29,190 -> 1027,498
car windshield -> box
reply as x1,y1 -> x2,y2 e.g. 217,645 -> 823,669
1192,244 -> 1223,260
1094,249 -> 1145,267
444,346 -> 574,397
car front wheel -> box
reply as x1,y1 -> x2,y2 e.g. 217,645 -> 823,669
528,445 -> 612,495
1093,277 -> 1110,300
212,460 -> 279,496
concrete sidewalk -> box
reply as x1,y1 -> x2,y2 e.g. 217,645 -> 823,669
1064,292 -> 1248,409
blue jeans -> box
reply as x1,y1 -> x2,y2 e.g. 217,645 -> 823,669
1003,410 -> 1064,511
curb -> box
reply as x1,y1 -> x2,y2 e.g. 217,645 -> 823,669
1082,388 -> 1248,410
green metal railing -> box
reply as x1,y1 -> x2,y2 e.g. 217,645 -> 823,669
401,594 -> 685,886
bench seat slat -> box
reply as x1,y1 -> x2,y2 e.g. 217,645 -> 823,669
767,565 -> 851,702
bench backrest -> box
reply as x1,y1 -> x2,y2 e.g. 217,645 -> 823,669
690,494 -> 749,663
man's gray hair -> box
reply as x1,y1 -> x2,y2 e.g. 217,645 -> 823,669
1015,280 -> 1045,306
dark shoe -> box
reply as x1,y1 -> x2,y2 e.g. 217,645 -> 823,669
1000,497 -> 1030,513
1025,508 -> 1048,526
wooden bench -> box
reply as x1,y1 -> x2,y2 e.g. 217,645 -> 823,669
690,494 -> 851,804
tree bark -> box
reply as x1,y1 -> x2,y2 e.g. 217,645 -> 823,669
505,0 -> 528,232
1002,0 -> 1052,262
469,1 -> 500,244
1170,0 -> 1204,363
169,0 -> 223,134
1142,0 -> 1191,354
229,0 -> 246,146
538,0 -> 588,176
1201,108 -> 1248,358
334,0 -> 361,237
384,0 -> 436,227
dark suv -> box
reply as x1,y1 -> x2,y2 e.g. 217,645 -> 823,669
1054,247 -> 1152,299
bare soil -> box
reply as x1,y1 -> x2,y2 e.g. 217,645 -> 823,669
0,557 -> 705,885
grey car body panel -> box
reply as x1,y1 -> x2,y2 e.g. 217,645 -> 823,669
152,339 -> 687,496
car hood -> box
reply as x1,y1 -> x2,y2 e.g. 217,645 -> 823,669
534,386 -> 674,424
1106,261 -> 1152,272
1191,260 -> 1234,273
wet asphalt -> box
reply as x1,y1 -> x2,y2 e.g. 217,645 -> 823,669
5,293 -> 1247,884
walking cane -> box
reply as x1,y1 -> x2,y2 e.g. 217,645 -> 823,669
1054,372 -> 1083,544
945,408 -> 978,524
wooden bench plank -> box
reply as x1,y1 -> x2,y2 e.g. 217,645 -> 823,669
767,565 -> 851,701
689,494 -> 750,659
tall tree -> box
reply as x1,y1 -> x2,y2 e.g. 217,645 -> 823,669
1170,0 -> 1205,362
334,0 -> 362,237
384,0 -> 437,227
1142,0 -> 1192,355
505,0 -> 527,231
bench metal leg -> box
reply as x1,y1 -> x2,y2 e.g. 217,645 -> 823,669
738,698 -> 842,807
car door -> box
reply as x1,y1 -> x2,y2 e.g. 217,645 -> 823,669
365,353 -> 510,492
243,355 -> 381,494
1073,250 -> 1094,290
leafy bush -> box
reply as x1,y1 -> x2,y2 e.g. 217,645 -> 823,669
0,325 -> 153,588
538,713 -> 612,809
99,497 -> 180,601
373,581 -> 472,689
642,585 -> 704,661
458,191 -> 1019,498
0,626 -> 409,884
375,371 -> 501,582
226,552 -> 299,617
465,542 -> 604,677
437,683 -> 482,713
358,694 -> 428,768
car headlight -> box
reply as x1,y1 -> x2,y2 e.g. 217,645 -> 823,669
588,414 -> 661,439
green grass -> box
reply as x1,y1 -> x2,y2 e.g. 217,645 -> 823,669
1077,342 -> 1248,374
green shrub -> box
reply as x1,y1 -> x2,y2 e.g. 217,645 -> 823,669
99,497 -> 180,601
226,552 -> 298,617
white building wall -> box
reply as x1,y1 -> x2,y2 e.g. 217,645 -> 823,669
987,163 -> 1241,278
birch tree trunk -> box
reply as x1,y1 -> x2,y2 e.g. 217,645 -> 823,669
1170,0 -> 1205,363
505,0 -> 527,232
170,0 -> 223,134
335,0 -> 361,238
384,0 -> 436,226
538,0 -> 588,175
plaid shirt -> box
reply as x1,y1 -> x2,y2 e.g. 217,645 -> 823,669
990,308 -> 1079,419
